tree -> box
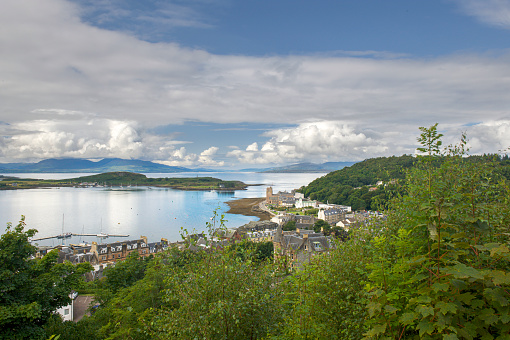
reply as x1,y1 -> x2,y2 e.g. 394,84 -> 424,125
274,230 -> 372,339
147,246 -> 284,339
313,219 -> 331,234
364,125 -> 510,339
282,220 -> 297,231
0,217 -> 92,339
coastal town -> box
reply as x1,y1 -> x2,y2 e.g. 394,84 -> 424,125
31,185 -> 385,321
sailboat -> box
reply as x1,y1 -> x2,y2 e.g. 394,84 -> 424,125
56,214 -> 72,242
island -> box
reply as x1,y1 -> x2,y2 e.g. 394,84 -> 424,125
0,172 -> 248,191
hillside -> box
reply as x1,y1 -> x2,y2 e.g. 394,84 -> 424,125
298,154 -> 510,211
298,155 -> 416,210
0,172 -> 248,191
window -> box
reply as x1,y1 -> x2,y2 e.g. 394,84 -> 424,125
102,256 -> 106,260
64,309 -> 69,315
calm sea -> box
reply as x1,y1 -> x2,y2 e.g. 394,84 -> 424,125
0,172 -> 326,246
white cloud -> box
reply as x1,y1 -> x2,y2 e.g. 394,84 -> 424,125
246,142 -> 258,152
198,146 -> 224,167
0,119 -> 225,167
227,122 -> 391,164
227,120 -> 510,165
452,0 -> 510,29
1,0 -> 510,165
462,121 -> 510,153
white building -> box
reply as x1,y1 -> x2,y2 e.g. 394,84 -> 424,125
295,198 -> 318,209
56,295 -> 75,321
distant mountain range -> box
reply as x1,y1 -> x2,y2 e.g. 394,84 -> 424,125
250,161 -> 357,173
0,158 -> 201,173
0,158 -> 357,173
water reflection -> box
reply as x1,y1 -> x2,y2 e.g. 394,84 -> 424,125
0,172 -> 326,245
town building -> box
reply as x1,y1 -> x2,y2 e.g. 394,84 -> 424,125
273,225 -> 335,271
91,236 -> 168,265
266,187 -> 297,207
295,198 -> 318,209
318,208 -> 348,225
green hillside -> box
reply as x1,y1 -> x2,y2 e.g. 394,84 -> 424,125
0,172 -> 247,191
298,155 -> 415,210
299,154 -> 510,211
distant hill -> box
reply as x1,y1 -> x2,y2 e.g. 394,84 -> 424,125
260,161 -> 357,173
0,158 -> 199,173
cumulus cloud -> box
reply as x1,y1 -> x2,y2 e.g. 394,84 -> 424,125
452,0 -> 510,29
226,120 -> 510,165
227,122 -> 392,164
198,147 -> 224,167
0,118 -> 224,167
1,0 -> 510,165
462,121 -> 510,153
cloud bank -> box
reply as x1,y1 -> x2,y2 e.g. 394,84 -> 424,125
1,0 -> 509,166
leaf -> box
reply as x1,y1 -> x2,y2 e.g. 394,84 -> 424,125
436,301 -> 457,315
416,305 -> 435,318
443,263 -> 484,280
490,271 -> 510,285
400,312 -> 418,325
432,282 -> 449,293
364,323 -> 387,338
484,287 -> 509,307
384,305 -> 399,314
418,320 -> 435,336
443,334 -> 459,340
367,301 -> 382,318
428,223 -> 438,240
479,308 -> 498,325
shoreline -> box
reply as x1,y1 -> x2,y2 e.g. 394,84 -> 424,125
226,197 -> 272,221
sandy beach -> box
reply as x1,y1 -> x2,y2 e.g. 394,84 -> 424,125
226,197 -> 272,221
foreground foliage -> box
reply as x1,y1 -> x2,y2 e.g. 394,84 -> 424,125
0,217 -> 92,339
364,125 -> 510,339
4,124 -> 510,339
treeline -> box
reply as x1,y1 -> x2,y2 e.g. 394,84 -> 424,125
299,153 -> 510,211
298,155 -> 415,210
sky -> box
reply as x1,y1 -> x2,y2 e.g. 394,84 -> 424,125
1,0 -> 510,169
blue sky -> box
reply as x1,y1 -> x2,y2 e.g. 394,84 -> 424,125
1,0 -> 510,168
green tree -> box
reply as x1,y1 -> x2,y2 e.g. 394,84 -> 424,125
283,220 -> 297,231
313,219 -> 331,234
0,217 -> 92,339
147,246 -> 284,339
273,229 -> 372,339
364,125 -> 510,339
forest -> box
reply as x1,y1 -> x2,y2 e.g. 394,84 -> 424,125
298,150 -> 510,211
2,124 -> 510,339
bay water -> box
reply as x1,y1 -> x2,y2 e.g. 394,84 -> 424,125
0,172 -> 326,246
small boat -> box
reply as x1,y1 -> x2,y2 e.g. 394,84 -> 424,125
57,232 -> 72,239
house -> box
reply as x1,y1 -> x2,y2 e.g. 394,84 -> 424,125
213,228 -> 243,242
55,293 -> 77,322
318,208 -> 346,225
336,219 -> 355,231
295,198 -> 318,209
273,225 -> 335,271
91,236 -> 168,265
